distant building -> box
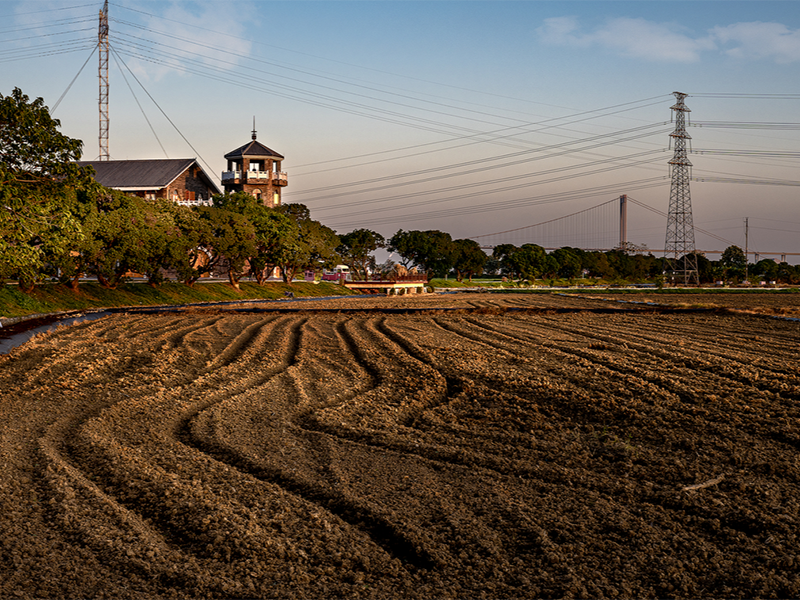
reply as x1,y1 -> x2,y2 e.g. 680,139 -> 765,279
77,158 -> 220,206
221,129 -> 287,207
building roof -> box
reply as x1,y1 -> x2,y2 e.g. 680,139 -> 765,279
224,138 -> 284,161
77,158 -> 220,194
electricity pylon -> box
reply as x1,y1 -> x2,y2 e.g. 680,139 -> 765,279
663,91 -> 699,285
98,0 -> 109,160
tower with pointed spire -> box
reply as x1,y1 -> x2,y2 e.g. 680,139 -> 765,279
220,122 -> 287,207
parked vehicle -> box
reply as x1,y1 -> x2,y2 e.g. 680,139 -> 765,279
321,265 -> 351,282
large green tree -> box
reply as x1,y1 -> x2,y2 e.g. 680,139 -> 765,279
275,203 -> 339,283
389,229 -> 456,278
552,247 -> 582,279
198,205 -> 257,290
337,228 -> 385,280
452,238 -> 487,282
89,191 -> 166,289
492,244 -> 520,280
1,88 -> 97,290
720,245 -> 747,282
214,192 -> 297,285
514,243 -> 548,281
168,204 -> 216,286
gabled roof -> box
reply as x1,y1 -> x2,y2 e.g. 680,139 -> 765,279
224,139 -> 284,161
77,158 -> 220,194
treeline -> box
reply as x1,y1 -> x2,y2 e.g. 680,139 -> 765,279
3,88 -> 799,291
5,185 -> 351,292
385,233 -> 800,285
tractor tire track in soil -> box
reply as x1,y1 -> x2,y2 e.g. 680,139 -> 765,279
2,292 -> 800,599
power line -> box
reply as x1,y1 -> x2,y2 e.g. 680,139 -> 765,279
52,43 -> 97,113
468,198 -> 619,240
314,153 -> 665,220
690,93 -> 800,99
0,3 -> 97,19
328,177 -> 668,230
693,175 -> 800,186
109,46 -> 167,158
627,197 -> 736,247
296,124 -> 668,202
108,44 -> 220,184
692,121 -> 800,130
692,149 -> 800,157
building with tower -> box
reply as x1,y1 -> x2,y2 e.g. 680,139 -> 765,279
221,128 -> 288,207
77,158 -> 220,205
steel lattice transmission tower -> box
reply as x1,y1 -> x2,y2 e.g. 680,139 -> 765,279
663,91 -> 699,285
98,0 -> 109,160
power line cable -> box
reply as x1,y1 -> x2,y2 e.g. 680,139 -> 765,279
690,93 -> 800,99
109,43 -> 220,184
328,178 -> 668,230
468,198 -> 619,240
109,46 -> 168,158
52,43 -> 97,113
0,26 -> 94,45
302,131 -> 667,208
0,3 -> 97,18
692,121 -> 800,130
293,99 -> 668,174
321,156 -> 666,225
113,3 -> 626,115
627,197 -> 736,247
0,16 -> 95,35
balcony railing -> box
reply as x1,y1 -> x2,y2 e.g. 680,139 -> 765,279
221,170 -> 288,185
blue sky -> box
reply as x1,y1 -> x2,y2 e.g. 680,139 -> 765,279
2,0 -> 800,262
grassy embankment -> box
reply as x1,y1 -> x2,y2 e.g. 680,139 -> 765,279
0,281 -> 355,320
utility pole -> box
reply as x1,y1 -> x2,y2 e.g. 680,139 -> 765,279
744,217 -> 749,282
619,194 -> 627,251
664,92 -> 699,285
98,0 -> 109,160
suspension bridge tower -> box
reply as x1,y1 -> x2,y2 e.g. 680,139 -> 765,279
98,0 -> 109,160
664,92 -> 699,284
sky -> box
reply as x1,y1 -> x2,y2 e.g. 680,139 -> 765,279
2,0 -> 800,263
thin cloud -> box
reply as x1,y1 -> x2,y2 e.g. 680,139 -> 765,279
712,22 -> 800,63
537,16 -> 714,62
130,1 -> 254,81
538,16 -> 800,64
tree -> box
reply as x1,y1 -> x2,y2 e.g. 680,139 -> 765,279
387,230 -> 421,268
198,206 -> 257,290
88,191 -> 166,289
582,251 -> 614,279
687,252 -> 714,284
753,258 -> 779,282
552,247 -> 582,279
275,203 -> 339,283
337,228 -> 385,280
168,204 -> 216,286
214,192 -> 296,285
388,229 -> 455,279
0,88 -> 98,290
720,245 -> 747,282
514,243 -> 547,281
452,239 -> 487,282
45,187 -> 103,290
492,244 -> 520,280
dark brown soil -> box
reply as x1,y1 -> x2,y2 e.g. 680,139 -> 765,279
1,292 -> 799,599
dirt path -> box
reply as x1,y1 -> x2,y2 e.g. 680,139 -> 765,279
1,293 -> 799,598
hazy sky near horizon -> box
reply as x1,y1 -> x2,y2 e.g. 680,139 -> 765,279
2,0 -> 800,261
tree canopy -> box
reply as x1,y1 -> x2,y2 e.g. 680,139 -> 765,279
389,229 -> 456,278
1,87 -> 97,289
337,228 -> 385,280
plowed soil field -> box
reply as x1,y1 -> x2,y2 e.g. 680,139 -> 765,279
1,292 -> 799,599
